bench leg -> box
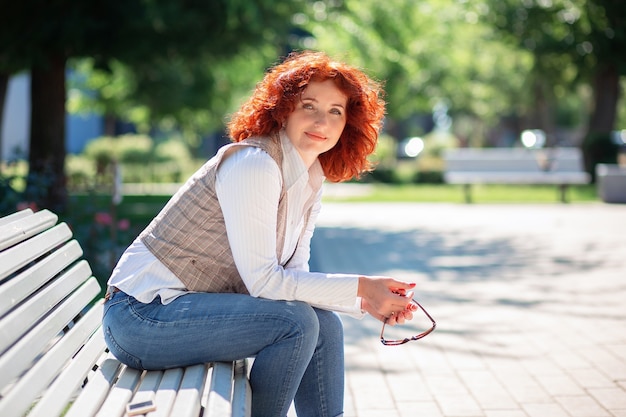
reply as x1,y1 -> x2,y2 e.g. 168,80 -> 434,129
558,184 -> 568,203
463,184 -> 473,204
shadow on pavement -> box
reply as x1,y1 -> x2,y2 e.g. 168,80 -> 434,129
310,224 -> 626,361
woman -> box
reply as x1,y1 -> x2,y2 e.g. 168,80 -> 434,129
103,50 -> 418,417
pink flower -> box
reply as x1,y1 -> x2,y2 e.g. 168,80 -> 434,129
117,219 -> 130,231
17,201 -> 38,211
94,212 -> 113,225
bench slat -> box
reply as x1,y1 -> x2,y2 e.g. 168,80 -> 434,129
0,209 -> 58,251
169,364 -> 209,417
0,276 -> 100,390
130,371 -> 164,415
0,222 -> 74,282
444,148 -> 588,174
0,208 -> 33,227
0,260 -> 92,354
445,171 -> 590,184
94,366 -> 144,417
206,362 -> 235,416
0,239 -> 82,318
0,302 -> 103,417
64,352 -> 124,417
149,368 -> 185,417
27,306 -> 107,417
232,359 -> 252,417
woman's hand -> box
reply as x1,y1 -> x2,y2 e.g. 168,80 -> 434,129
358,276 -> 419,324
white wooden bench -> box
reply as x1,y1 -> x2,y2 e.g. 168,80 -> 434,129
443,147 -> 591,203
0,208 -> 252,417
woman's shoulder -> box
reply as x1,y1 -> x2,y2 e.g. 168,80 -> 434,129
218,142 -> 280,178
239,134 -> 281,155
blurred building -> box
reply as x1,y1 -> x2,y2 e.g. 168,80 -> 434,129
1,72 -> 104,162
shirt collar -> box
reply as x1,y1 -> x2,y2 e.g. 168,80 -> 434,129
279,130 -> 325,192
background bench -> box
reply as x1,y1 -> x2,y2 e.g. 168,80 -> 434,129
596,163 -> 626,203
443,147 -> 591,203
0,208 -> 251,417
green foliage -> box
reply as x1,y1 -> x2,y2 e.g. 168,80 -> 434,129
412,170 -> 444,184
422,131 -> 458,158
483,0 -> 626,133
68,134 -> 197,189
0,0 -> 309,73
83,134 -> 153,165
154,140 -> 192,164
0,164 -> 54,216
117,135 -> 154,164
68,44 -> 284,138
0,174 -> 23,215
57,1 -> 328,138
82,137 -> 118,168
306,0 -> 533,125
369,133 -> 397,167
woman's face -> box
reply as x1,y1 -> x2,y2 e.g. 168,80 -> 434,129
284,79 -> 347,167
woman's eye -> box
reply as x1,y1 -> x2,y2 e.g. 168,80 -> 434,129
331,108 -> 343,115
303,103 -> 314,110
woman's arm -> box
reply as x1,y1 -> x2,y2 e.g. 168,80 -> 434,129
216,147 -> 360,312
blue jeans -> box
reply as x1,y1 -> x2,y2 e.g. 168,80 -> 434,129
103,290 -> 345,417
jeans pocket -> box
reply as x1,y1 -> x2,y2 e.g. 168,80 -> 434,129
104,324 -> 144,370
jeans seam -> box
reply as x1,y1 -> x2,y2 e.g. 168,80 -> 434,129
315,353 -> 328,417
274,316 -> 309,414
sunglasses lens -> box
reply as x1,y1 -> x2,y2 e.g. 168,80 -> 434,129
380,301 -> 435,345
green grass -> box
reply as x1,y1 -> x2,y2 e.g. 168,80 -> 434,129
66,184 -> 599,227
323,183 -> 599,203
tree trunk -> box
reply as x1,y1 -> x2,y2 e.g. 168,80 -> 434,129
581,63 -> 621,180
0,72 -> 9,166
587,63 -> 620,134
28,55 -> 68,213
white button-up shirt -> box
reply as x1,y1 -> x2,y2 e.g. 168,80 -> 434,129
108,132 -> 363,317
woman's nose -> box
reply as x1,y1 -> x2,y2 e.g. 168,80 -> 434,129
314,112 -> 327,125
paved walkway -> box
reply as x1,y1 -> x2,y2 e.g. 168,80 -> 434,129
308,202 -> 626,417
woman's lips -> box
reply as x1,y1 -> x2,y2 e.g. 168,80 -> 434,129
306,132 -> 326,141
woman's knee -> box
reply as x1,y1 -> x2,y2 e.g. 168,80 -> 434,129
285,301 -> 320,341
314,309 -> 344,342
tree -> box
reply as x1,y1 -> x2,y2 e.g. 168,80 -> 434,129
483,0 -> 626,173
0,0 -> 311,212
301,0 -> 534,144
67,44 -> 281,147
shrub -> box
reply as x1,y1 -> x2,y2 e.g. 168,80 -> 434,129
117,134 -> 154,163
412,170 -> 444,184
155,140 -> 192,164
75,134 -> 197,184
83,136 -> 119,171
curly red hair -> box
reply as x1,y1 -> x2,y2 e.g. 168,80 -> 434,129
226,50 -> 386,182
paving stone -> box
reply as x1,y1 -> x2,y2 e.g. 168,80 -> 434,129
555,395 -> 611,417
307,202 -> 626,417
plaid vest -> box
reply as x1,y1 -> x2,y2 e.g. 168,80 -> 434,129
140,136 -> 293,294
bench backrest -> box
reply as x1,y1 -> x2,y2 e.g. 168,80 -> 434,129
443,147 -> 585,173
0,209 -> 103,417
